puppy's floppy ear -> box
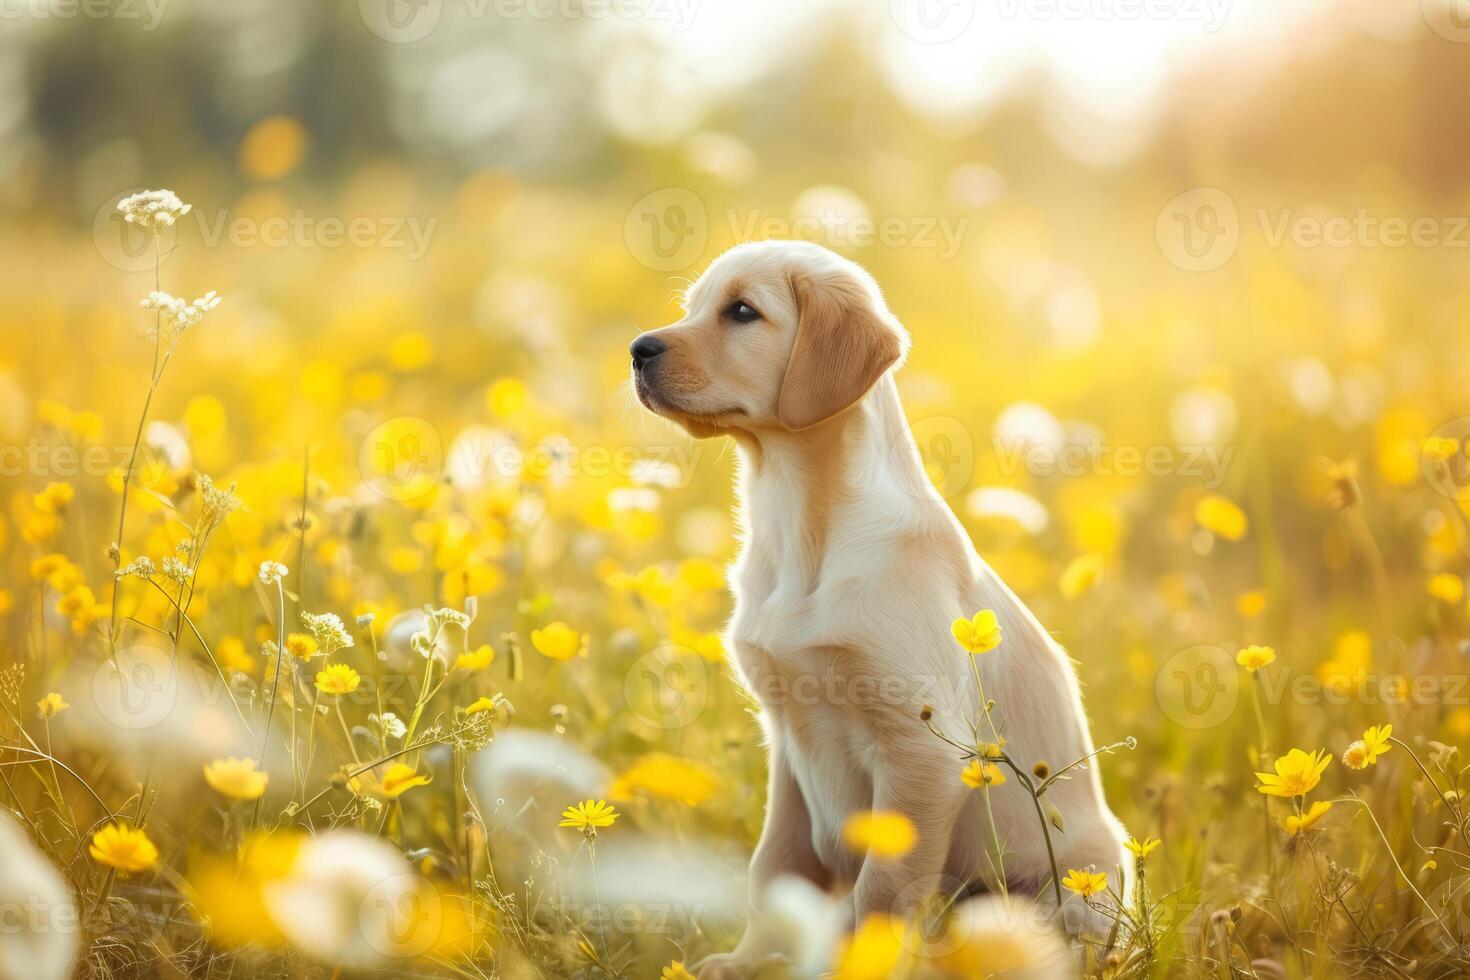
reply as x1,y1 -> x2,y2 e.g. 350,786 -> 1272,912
777,268 -> 908,431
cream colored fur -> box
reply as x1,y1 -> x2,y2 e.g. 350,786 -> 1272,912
629,241 -> 1130,976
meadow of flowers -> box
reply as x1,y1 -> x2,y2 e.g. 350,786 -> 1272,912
6,8 -> 1470,978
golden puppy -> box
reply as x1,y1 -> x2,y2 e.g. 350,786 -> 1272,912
630,241 -> 1130,972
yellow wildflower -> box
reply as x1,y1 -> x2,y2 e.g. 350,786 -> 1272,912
1285,800 -> 1333,835
465,696 -> 497,715
952,610 -> 1002,654
1255,748 -> 1332,798
30,553 -> 68,583
314,663 -> 360,696
486,376 -> 528,417
284,633 -> 318,660
1061,868 -> 1108,898
203,757 -> 269,801
1236,645 -> 1276,673
57,585 -> 101,634
1195,494 -> 1248,541
531,622 -> 586,661
633,566 -> 676,607
1059,554 -> 1103,598
961,760 -> 1006,788
1124,836 -> 1161,860
1362,723 -> 1393,761
21,511 -> 58,544
454,644 -> 496,672
1428,573 -> 1464,604
675,557 -> 724,592
1235,590 -> 1267,618
379,763 -> 431,798
835,914 -> 906,980
36,692 -> 69,720
559,799 -> 619,831
1345,723 -> 1394,769
217,636 -> 255,675
90,822 -> 158,874
842,811 -> 916,859
33,482 -> 74,513
611,754 -> 720,806
661,963 -> 696,980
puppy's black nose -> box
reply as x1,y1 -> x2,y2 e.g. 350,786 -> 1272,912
630,335 -> 667,368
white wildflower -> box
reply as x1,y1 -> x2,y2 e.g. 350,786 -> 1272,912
371,712 -> 407,741
117,189 -> 191,233
140,289 -> 221,337
258,561 -> 289,586
115,557 -> 156,580
301,611 -> 353,656
162,557 -> 190,583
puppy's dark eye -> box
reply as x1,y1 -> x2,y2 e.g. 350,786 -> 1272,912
725,300 -> 761,324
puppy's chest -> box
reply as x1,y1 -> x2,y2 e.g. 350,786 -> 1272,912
728,554 -> 873,658
732,567 -> 852,658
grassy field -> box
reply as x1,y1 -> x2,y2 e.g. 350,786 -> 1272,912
5,13 -> 1470,976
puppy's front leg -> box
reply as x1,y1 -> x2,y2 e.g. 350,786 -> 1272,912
851,755 -> 963,922
698,740 -> 827,979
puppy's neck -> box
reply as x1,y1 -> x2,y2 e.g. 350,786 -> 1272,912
733,375 -> 933,581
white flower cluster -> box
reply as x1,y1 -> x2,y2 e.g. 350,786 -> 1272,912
371,711 -> 407,742
140,290 -> 221,336
116,189 -> 191,233
301,611 -> 354,656
258,560 -> 289,586
115,557 -> 156,580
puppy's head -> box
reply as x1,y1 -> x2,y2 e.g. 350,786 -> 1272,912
630,241 -> 909,437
